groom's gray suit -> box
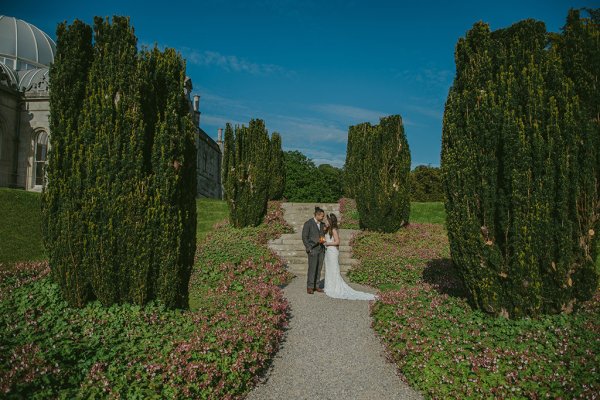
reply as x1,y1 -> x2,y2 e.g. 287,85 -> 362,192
302,217 -> 326,290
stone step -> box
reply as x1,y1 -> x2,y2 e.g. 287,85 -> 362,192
268,202 -> 362,277
269,238 -> 355,246
284,211 -> 340,216
269,245 -> 353,253
272,249 -> 354,258
276,229 -> 359,236
282,256 -> 359,266
283,203 -> 339,208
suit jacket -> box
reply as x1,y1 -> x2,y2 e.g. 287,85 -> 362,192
302,218 -> 325,255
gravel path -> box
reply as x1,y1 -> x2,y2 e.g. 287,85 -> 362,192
246,275 -> 422,400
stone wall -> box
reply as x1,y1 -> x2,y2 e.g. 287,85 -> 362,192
0,85 -> 19,187
197,128 -> 222,199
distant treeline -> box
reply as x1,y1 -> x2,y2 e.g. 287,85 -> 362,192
282,149 -> 442,203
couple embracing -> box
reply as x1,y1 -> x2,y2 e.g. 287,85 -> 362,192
301,206 -> 375,300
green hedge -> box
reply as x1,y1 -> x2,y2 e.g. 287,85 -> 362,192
42,17 -> 196,309
441,13 -> 599,318
346,115 -> 411,232
222,120 -> 271,227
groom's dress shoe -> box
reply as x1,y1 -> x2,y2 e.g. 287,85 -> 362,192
314,288 -> 324,293
307,288 -> 314,294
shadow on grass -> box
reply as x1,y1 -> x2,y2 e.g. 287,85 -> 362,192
422,258 -> 468,299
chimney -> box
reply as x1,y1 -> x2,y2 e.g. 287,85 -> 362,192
193,95 -> 201,127
217,128 -> 224,153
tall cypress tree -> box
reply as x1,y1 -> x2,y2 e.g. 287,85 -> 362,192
223,119 -> 271,227
44,17 -> 197,308
349,115 -> 411,232
76,16 -> 146,305
442,18 -> 599,318
144,47 -> 197,308
42,20 -> 93,307
268,132 -> 285,200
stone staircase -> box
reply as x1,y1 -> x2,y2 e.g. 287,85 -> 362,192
268,202 -> 360,276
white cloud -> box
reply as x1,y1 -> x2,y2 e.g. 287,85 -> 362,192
406,104 -> 444,120
270,115 -> 348,144
289,147 -> 347,168
183,48 -> 294,77
312,103 -> 387,123
200,114 -> 246,130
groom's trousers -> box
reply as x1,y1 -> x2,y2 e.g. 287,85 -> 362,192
307,251 -> 325,289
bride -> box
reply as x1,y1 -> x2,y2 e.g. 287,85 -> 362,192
323,214 -> 376,301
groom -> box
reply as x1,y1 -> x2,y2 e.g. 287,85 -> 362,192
302,206 -> 326,294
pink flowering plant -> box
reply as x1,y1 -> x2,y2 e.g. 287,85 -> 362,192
348,222 -> 600,398
1,202 -> 293,398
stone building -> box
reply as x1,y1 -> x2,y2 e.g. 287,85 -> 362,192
0,15 -> 222,198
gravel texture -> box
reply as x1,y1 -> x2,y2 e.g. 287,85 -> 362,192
246,275 -> 422,400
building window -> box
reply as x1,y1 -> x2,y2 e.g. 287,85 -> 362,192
34,131 -> 48,187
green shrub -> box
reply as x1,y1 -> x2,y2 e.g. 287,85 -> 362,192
347,115 -> 411,232
42,17 -> 196,308
222,120 -> 271,227
283,151 -> 343,202
410,165 -> 444,202
441,16 -> 599,318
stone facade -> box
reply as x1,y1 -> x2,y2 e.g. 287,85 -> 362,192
0,68 -> 50,191
197,128 -> 223,199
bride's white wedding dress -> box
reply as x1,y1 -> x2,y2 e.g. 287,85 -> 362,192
324,232 -> 376,301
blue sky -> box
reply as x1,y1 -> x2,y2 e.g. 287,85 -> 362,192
5,0 -> 596,167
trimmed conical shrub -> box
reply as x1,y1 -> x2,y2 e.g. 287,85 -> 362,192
268,132 -> 285,200
441,16 -> 599,318
223,119 -> 271,227
43,16 -> 196,309
346,115 -> 411,232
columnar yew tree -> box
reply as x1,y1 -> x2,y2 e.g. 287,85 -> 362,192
42,20 -> 93,306
268,132 -> 285,200
442,16 -> 599,318
346,115 -> 411,232
223,119 -> 271,227
140,47 -> 197,308
43,16 -> 196,308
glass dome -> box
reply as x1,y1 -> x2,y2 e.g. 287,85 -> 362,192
0,15 -> 56,71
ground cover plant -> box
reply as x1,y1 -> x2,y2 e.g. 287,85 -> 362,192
0,201 -> 293,398
348,222 -> 600,398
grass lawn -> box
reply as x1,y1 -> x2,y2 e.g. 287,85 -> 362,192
1,189 -> 228,264
196,198 -> 228,242
0,188 -> 45,264
339,198 -> 446,227
410,201 -> 445,224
